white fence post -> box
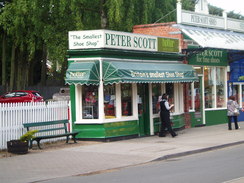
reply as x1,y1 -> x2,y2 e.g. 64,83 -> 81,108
0,101 -> 69,150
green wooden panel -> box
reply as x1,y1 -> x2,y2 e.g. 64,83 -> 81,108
190,112 -> 203,127
171,114 -> 185,128
73,120 -> 139,139
205,109 -> 228,126
105,120 -> 138,138
73,124 -> 105,138
153,117 -> 161,133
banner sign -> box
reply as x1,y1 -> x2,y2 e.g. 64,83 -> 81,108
69,30 -> 179,53
188,49 -> 228,66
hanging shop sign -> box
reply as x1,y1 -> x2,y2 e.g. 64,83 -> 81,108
68,30 -> 179,53
188,49 -> 227,66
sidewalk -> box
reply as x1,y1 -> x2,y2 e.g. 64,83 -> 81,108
1,123 -> 244,183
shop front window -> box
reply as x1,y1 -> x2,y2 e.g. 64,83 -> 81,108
232,85 -> 239,103
152,83 -> 161,114
188,83 -> 193,110
166,83 -> 174,112
121,83 -> 133,116
104,84 -> 116,119
204,67 -> 215,108
82,85 -> 98,119
216,67 -> 225,108
194,82 -> 201,112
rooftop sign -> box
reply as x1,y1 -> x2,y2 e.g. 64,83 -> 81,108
177,2 -> 244,33
181,10 -> 225,29
68,30 -> 179,53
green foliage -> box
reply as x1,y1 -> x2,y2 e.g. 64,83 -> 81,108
238,76 -> 244,81
20,130 -> 38,142
0,0 -> 244,89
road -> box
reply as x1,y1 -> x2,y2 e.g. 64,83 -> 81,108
40,144 -> 244,183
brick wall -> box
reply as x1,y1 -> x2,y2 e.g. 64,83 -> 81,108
133,22 -> 188,50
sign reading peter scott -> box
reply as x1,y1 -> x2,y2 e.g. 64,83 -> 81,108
188,49 -> 227,66
69,30 -> 179,53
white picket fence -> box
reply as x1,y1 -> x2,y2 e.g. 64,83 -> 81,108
0,101 -> 70,150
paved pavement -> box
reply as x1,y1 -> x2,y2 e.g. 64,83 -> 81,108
1,123 -> 244,183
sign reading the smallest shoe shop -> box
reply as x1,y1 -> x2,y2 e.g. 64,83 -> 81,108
188,49 -> 228,66
69,30 -> 179,53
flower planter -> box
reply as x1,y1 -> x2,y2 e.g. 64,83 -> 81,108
7,140 -> 28,154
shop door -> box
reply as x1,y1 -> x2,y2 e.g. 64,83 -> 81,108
137,84 -> 150,136
194,76 -> 204,126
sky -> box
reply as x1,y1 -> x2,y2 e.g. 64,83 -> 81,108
207,0 -> 244,16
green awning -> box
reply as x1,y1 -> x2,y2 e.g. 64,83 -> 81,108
103,61 -> 198,85
65,61 -> 100,85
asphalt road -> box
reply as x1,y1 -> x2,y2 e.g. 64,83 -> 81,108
40,144 -> 244,183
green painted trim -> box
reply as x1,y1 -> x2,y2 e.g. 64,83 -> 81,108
73,120 -> 139,139
67,48 -> 184,61
70,85 -> 76,129
205,109 -> 228,126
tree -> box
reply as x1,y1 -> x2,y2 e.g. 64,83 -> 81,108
0,0 -> 243,92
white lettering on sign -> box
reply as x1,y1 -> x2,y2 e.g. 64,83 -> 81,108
69,30 -> 179,52
181,10 -> 225,29
69,72 -> 86,78
191,15 -> 217,26
104,32 -> 157,50
130,71 -> 184,78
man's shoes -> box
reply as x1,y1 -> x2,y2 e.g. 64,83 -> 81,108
172,133 -> 178,138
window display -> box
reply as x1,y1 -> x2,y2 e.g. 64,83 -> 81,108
216,67 -> 225,108
121,83 -> 132,116
152,83 -> 161,114
194,82 -> 201,112
232,85 -> 239,103
204,67 -> 215,108
137,84 -> 144,115
188,83 -> 193,110
82,85 -> 98,119
104,84 -> 116,118
166,83 -> 174,112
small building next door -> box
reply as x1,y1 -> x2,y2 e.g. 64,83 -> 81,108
137,84 -> 150,136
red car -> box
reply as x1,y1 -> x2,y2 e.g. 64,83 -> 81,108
0,90 -> 44,103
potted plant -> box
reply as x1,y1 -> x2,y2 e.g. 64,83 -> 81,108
7,130 -> 38,154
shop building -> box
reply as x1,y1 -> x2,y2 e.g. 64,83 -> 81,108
133,0 -> 244,126
228,52 -> 244,121
65,30 -> 198,139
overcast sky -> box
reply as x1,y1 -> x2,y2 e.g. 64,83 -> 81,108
207,0 -> 244,15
